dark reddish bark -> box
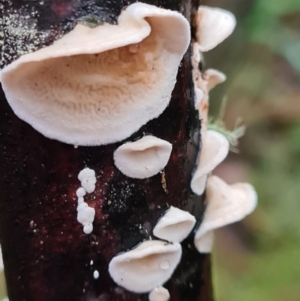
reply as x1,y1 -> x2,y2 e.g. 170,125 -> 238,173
0,0 -> 214,300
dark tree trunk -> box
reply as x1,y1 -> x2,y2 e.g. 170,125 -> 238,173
0,0 -> 214,300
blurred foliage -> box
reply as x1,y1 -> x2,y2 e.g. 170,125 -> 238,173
205,0 -> 300,300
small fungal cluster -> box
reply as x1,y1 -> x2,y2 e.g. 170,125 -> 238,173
76,168 -> 96,234
0,2 -> 257,300
190,6 -> 257,253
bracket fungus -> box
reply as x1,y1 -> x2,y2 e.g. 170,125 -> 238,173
0,3 -> 190,146
195,6 -> 236,52
194,175 -> 257,253
153,206 -> 196,243
113,136 -> 172,179
108,240 -> 182,293
191,130 -> 229,195
203,69 -> 227,91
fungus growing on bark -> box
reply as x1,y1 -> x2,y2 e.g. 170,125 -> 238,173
149,286 -> 170,301
114,136 -> 172,179
153,206 -> 196,242
108,240 -> 182,293
203,69 -> 227,91
194,175 -> 257,253
78,168 -> 96,193
195,6 -> 236,52
0,3 -> 190,146
191,130 -> 229,195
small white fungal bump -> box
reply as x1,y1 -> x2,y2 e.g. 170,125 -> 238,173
76,167 -> 97,234
77,205 -> 95,235
76,187 -> 86,198
108,240 -> 182,293
149,287 -> 170,301
78,168 -> 96,193
83,223 -> 94,235
191,130 -> 229,196
194,175 -> 257,253
195,6 -> 236,52
93,270 -> 100,279
90,260 -> 94,266
153,206 -> 196,243
114,136 -> 172,179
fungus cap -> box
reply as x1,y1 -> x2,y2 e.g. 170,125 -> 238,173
108,240 -> 182,293
114,136 -> 172,179
0,3 -> 190,146
203,69 -> 227,91
153,206 -> 196,242
191,130 -> 229,195
195,6 -> 236,52
149,287 -> 170,301
194,175 -> 257,253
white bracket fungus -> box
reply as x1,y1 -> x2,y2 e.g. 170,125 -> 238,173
153,206 -> 196,243
191,130 -> 229,195
0,3 -> 190,146
203,69 -> 227,91
108,240 -> 182,293
194,175 -> 257,253
113,136 -> 172,179
149,287 -> 170,301
195,6 -> 236,52
191,44 -> 227,136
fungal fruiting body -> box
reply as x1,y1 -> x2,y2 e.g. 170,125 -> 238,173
153,206 -> 196,242
78,168 -> 96,193
93,270 -> 100,279
108,240 -> 182,293
194,176 -> 257,253
114,136 -> 172,179
0,3 -> 190,146
195,6 -> 236,52
76,168 -> 96,234
191,6 -> 257,255
149,287 -> 170,301
191,130 -> 230,195
192,5 -> 236,129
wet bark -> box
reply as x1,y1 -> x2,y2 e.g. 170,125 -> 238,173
0,0 -> 214,300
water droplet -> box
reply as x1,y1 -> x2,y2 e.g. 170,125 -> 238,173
159,261 -> 170,270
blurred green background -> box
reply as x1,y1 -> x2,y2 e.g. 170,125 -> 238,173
203,0 -> 300,300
